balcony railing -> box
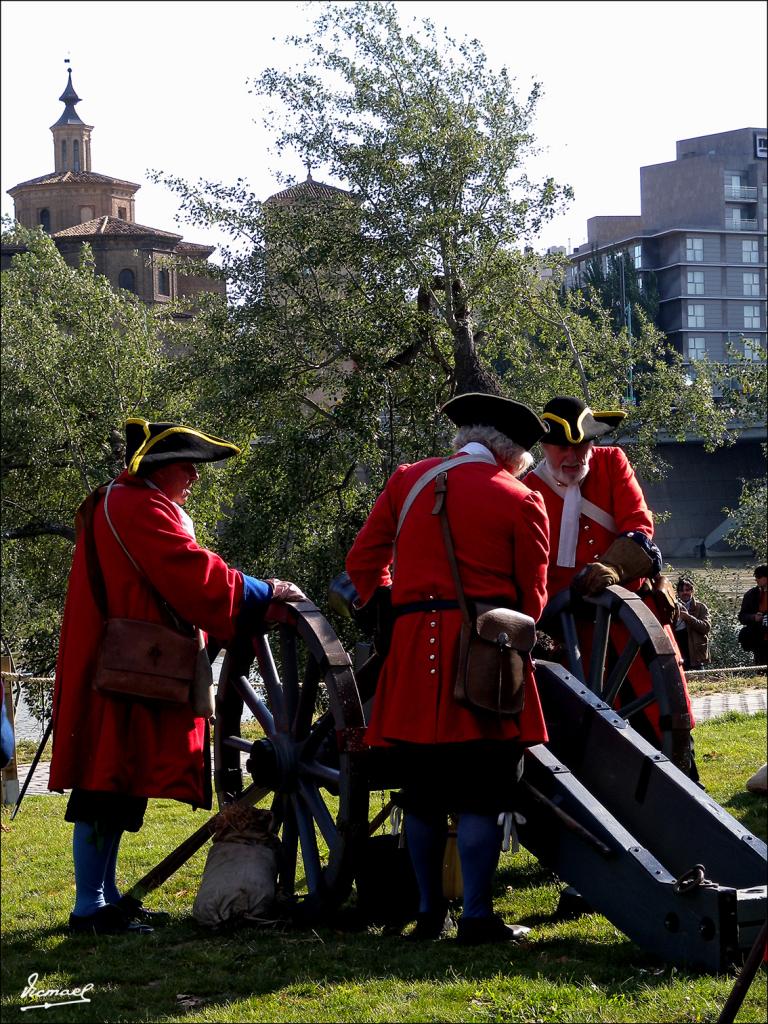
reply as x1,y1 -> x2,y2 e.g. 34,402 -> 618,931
724,185 -> 757,201
725,218 -> 758,231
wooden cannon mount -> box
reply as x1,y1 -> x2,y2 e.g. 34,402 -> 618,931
125,587 -> 767,971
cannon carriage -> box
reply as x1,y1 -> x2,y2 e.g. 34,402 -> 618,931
130,584 -> 766,971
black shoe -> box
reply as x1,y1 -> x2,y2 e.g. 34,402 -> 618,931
69,905 -> 153,935
555,886 -> 590,920
114,901 -> 170,926
456,913 -> 531,946
406,908 -> 451,941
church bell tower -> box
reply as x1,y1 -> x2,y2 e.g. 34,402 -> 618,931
50,67 -> 93,173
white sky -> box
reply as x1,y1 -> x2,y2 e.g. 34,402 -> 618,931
2,0 -> 766,257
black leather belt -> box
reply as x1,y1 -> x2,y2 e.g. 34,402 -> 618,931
392,596 -> 515,619
392,599 -> 460,619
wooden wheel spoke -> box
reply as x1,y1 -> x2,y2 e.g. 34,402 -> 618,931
617,690 -> 657,721
559,610 -> 585,682
231,674 -> 275,737
279,796 -> 298,896
298,780 -> 339,853
291,793 -> 324,893
293,657 -> 322,739
602,638 -> 641,706
279,626 -> 301,734
302,711 -> 335,762
587,605 -> 612,694
300,760 -> 340,787
223,736 -> 253,754
270,792 -> 285,832
253,635 -> 288,734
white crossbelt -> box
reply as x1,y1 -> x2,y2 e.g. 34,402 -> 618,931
529,461 -> 616,568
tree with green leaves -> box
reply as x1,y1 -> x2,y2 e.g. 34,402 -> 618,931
0,226 -> 228,673
154,0 -> 762,609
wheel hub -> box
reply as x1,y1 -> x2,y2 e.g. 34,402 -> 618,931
246,735 -> 300,792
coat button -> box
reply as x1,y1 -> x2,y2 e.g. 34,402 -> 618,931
430,668 -> 436,675
429,654 -> 436,660
430,621 -> 437,628
584,524 -> 590,531
588,539 -> 595,545
429,637 -> 436,644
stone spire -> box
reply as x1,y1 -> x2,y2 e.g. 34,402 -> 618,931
50,66 -> 93,173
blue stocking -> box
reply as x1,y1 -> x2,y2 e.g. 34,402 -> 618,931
72,822 -> 117,917
457,813 -> 502,920
103,831 -> 124,905
404,812 -> 447,914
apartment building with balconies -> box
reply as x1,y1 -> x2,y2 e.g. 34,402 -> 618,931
566,128 -> 767,369
564,129 -> 766,559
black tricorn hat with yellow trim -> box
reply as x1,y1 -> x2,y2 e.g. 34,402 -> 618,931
540,396 -> 626,446
441,392 -> 549,451
124,418 -> 241,476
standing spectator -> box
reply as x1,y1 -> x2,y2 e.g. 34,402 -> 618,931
49,418 -> 305,935
674,576 -> 711,670
737,564 -> 768,666
346,393 -> 550,944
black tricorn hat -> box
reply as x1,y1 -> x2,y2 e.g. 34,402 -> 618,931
540,396 -> 626,445
441,392 -> 549,451
125,418 -> 241,476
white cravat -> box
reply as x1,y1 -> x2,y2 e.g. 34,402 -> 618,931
529,459 -> 617,568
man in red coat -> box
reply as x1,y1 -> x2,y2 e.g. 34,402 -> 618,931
50,418 -> 304,934
346,393 -> 550,944
525,396 -> 696,773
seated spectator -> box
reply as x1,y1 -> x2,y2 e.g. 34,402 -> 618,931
674,576 -> 711,670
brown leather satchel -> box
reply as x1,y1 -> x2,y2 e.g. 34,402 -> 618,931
433,472 -> 535,717
94,618 -> 198,704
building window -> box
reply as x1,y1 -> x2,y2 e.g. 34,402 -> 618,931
39,208 -> 51,233
687,271 -> 704,295
742,272 -> 760,296
633,243 -> 642,269
688,337 -> 706,360
157,269 -> 170,296
686,237 -> 704,262
743,305 -> 761,329
118,268 -> 136,293
687,304 -> 705,328
741,240 -> 759,263
61,140 -> 67,168
73,139 -> 80,172
117,207 -> 127,220
744,338 -> 764,361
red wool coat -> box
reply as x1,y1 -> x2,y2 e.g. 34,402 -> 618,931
49,471 -> 245,808
346,453 -> 550,748
525,445 -> 694,736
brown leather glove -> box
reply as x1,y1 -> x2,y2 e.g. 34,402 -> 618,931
572,536 -> 654,597
648,574 -> 679,626
267,578 -> 307,602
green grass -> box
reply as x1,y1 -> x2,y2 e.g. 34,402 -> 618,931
2,713 -> 766,1023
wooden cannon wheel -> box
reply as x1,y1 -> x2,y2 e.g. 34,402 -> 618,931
213,599 -> 376,921
539,584 -> 693,771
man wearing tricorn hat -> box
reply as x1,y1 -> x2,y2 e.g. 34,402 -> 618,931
345,392 -> 550,944
525,396 -> 696,773
50,418 -> 304,934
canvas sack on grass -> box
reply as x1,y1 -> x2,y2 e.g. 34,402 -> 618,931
193,806 -> 280,927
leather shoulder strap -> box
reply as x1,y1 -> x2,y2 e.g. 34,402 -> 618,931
395,451 -> 495,539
